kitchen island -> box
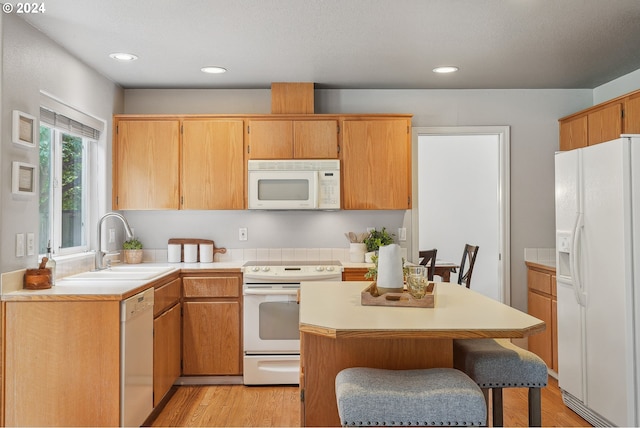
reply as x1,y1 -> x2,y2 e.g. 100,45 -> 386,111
299,281 -> 545,427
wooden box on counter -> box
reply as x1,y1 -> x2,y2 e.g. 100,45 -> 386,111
361,282 -> 436,308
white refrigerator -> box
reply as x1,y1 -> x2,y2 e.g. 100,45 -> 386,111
555,135 -> 640,427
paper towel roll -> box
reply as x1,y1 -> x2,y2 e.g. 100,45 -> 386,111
376,244 -> 404,293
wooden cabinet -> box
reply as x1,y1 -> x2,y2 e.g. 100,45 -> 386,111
153,277 -> 181,407
526,262 -> 557,373
587,102 -> 622,146
559,88 -> 640,151
4,300 -> 121,426
182,119 -> 244,209
342,267 -> 370,281
246,119 -> 338,159
342,118 -> 412,209
559,115 -> 588,151
113,119 -> 181,209
625,91 -> 640,134
182,273 -> 242,375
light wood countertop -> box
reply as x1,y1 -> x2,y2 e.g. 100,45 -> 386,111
299,281 -> 545,339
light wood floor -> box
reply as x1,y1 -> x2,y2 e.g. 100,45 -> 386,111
149,377 -> 590,427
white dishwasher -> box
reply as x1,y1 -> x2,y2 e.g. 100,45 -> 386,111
121,288 -> 154,427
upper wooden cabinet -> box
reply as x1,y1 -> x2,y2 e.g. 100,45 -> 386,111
246,119 -> 338,159
113,119 -> 180,209
559,115 -> 588,151
587,102 -> 622,146
559,88 -> 640,151
625,91 -> 640,134
341,118 -> 412,209
182,119 -> 244,209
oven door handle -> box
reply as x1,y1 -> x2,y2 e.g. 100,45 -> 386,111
243,288 -> 299,296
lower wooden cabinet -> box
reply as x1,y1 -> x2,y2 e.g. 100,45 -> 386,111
182,273 -> 242,375
342,267 -> 370,281
153,277 -> 181,406
526,262 -> 557,372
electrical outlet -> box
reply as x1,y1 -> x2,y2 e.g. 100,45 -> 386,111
398,227 -> 407,241
27,233 -> 35,256
239,227 -> 248,241
109,228 -> 115,243
16,233 -> 25,257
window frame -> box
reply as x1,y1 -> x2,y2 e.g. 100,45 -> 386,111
39,123 -> 93,257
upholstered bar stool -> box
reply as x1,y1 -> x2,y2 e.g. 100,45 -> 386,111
453,339 -> 548,427
335,367 -> 487,427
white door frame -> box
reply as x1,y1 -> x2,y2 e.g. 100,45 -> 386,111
411,126 -> 511,304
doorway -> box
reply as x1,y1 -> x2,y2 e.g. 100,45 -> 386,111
411,127 -> 510,304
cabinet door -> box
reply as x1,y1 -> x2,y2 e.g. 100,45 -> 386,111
182,120 -> 244,209
342,268 -> 370,281
559,115 -> 588,151
182,301 -> 241,375
342,119 -> 411,209
528,290 -> 553,368
153,303 -> 181,406
293,120 -> 338,158
624,93 -> 640,134
247,120 -> 293,159
114,120 -> 180,209
588,102 -> 622,146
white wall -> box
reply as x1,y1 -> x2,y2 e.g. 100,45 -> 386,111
593,69 -> 640,104
0,13 -> 124,273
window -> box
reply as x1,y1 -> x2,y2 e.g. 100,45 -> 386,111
39,107 -> 99,256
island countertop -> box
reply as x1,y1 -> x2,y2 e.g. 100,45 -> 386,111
299,281 -> 545,339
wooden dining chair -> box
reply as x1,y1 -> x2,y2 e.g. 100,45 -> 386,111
418,249 -> 437,281
458,244 -> 479,288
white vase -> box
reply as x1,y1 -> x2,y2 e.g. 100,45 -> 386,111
349,243 -> 366,263
364,251 -> 376,263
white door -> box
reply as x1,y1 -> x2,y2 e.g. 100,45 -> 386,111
416,131 -> 506,302
581,139 -> 635,426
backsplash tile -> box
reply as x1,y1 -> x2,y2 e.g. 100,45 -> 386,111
524,248 -> 556,262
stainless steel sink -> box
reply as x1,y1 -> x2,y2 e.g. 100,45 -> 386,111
61,266 -> 175,281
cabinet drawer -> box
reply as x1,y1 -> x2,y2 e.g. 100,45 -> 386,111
528,269 -> 552,295
183,276 -> 241,298
154,277 -> 181,317
342,268 -> 369,281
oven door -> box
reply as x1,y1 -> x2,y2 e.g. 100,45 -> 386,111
243,287 -> 300,353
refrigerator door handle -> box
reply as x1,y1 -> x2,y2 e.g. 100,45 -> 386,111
570,212 -> 586,306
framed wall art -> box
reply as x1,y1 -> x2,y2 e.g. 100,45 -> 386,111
12,161 -> 37,196
12,110 -> 38,148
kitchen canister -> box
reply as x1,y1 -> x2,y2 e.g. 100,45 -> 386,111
183,244 -> 198,263
167,243 -> 182,263
349,243 -> 366,263
199,243 -> 214,263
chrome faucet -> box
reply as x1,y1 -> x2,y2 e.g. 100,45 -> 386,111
96,212 -> 134,270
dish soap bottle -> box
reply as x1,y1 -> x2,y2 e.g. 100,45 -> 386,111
45,240 -> 56,285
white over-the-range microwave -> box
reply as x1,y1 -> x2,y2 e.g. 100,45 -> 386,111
247,159 -> 340,210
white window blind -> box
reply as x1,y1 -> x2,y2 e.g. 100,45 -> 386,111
40,107 -> 100,140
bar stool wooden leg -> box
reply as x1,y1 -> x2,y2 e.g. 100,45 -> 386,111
529,387 -> 542,427
492,388 -> 503,427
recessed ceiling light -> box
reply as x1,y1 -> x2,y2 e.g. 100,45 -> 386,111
433,66 -> 459,74
201,66 -> 227,74
109,52 -> 138,61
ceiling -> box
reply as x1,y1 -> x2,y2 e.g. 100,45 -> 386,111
18,0 -> 640,90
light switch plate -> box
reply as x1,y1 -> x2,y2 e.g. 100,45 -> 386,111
398,227 -> 407,241
239,227 -> 248,241
26,233 -> 35,256
16,233 -> 25,257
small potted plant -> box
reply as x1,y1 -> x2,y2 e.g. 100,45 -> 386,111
123,238 -> 143,264
363,227 -> 395,263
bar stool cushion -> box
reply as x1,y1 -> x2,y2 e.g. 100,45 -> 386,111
335,367 -> 486,426
453,339 -> 548,388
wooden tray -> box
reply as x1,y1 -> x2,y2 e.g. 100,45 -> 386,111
361,282 -> 436,308
167,238 -> 227,262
